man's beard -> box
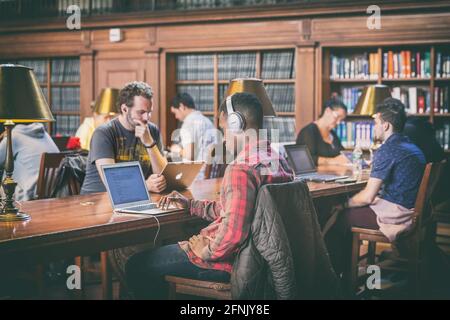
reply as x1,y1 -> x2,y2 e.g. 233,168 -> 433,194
126,113 -> 137,130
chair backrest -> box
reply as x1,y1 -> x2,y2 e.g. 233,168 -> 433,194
400,161 -> 446,255
412,161 -> 445,230
36,152 -> 66,199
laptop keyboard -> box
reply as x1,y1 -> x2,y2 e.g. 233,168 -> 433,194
127,203 -> 158,211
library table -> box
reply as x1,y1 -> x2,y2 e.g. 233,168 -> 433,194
0,165 -> 368,297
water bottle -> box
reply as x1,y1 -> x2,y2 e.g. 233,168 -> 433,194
352,140 -> 363,176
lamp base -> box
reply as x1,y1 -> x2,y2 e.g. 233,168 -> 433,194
0,212 -> 30,222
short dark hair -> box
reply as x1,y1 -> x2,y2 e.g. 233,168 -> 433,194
171,93 -> 196,109
220,92 -> 263,129
375,97 -> 407,133
118,81 -> 153,113
322,97 -> 347,116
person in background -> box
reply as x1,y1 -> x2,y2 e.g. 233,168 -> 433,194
75,101 -> 117,151
296,98 -> 350,165
403,117 -> 445,163
169,93 -> 217,179
0,123 -> 59,201
80,81 -> 167,195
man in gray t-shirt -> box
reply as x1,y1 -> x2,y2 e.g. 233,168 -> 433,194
80,82 -> 167,194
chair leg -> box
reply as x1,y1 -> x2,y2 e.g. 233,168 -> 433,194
73,256 -> 84,300
168,282 -> 177,300
35,264 -> 45,298
347,233 -> 361,296
367,241 -> 376,265
101,252 -> 113,300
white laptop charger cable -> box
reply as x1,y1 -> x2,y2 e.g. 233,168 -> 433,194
113,209 -> 161,247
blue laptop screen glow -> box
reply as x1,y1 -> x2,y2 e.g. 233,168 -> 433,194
103,164 -> 149,206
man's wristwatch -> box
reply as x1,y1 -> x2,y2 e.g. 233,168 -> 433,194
143,141 -> 157,149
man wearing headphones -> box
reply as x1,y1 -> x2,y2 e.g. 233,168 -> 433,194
125,92 -> 293,299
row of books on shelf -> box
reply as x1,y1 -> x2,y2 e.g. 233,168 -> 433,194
335,121 -> 374,149
330,53 -> 379,80
54,115 -> 80,137
265,84 -> 295,113
2,58 -> 80,83
383,51 -> 431,79
177,85 -> 214,112
217,53 -> 257,81
436,123 -> 450,150
176,50 -> 294,81
51,87 -> 80,112
263,117 -> 296,143
435,52 -> 450,78
261,51 -> 295,79
340,87 -> 363,113
433,86 -> 450,114
51,58 -> 80,83
15,59 -> 48,83
391,86 -> 431,114
177,54 -> 214,81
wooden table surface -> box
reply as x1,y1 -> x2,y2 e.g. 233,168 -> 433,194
0,165 -> 368,264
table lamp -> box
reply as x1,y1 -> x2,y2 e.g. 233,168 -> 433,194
222,78 -> 276,117
353,84 -> 391,116
0,64 -> 54,222
93,87 -> 120,115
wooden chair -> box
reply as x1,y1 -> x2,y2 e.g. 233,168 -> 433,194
35,152 -> 111,299
347,161 -> 445,298
166,276 -> 231,300
36,152 -> 66,199
165,181 -> 337,300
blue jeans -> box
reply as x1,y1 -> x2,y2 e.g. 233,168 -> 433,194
125,244 -> 230,299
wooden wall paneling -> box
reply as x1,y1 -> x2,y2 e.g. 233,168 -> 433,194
144,47 -> 161,127
95,56 -> 146,94
295,43 -> 316,133
0,31 -> 83,59
79,51 -> 95,121
317,46 -> 327,120
162,52 -> 177,146
311,13 -> 450,46
155,20 -> 302,50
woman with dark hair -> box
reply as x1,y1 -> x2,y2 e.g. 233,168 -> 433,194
296,98 -> 350,165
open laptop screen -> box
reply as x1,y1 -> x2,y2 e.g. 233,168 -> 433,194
284,145 -> 316,175
103,163 -> 150,206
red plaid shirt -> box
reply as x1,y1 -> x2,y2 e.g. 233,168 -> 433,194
179,140 -> 293,273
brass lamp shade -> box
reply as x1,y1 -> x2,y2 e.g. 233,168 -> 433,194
222,78 -> 276,117
353,84 -> 391,116
94,88 -> 120,115
0,64 -> 54,122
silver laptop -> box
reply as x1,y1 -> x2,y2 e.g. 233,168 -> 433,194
162,161 -> 204,190
101,161 -> 178,215
284,144 -> 348,182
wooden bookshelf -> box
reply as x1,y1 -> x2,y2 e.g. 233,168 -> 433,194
166,49 -> 297,143
322,44 -> 450,153
1,57 -> 80,137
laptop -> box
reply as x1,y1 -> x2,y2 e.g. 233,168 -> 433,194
162,161 -> 204,190
101,161 -> 179,215
284,144 -> 348,182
